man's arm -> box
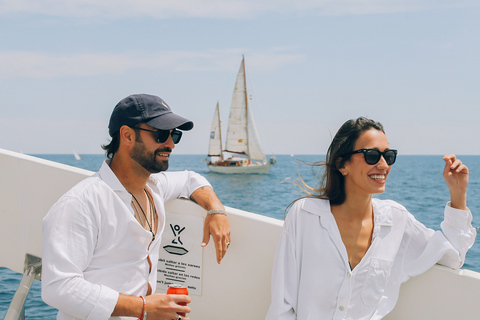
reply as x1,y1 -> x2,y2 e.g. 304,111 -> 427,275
190,186 -> 231,264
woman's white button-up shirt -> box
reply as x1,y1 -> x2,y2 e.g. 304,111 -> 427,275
266,197 -> 475,320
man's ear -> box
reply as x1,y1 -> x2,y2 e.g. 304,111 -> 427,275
119,125 -> 135,147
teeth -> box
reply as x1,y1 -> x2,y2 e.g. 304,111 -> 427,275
370,175 -> 385,181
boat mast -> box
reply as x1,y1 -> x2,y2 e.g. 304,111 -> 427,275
242,56 -> 251,161
216,101 -> 223,159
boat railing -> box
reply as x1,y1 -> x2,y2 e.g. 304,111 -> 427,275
3,254 -> 42,320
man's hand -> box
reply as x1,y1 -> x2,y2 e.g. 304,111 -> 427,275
113,293 -> 191,319
202,212 -> 231,264
146,294 -> 191,320
190,186 -> 231,264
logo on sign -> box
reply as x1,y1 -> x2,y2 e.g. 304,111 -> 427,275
163,223 -> 189,255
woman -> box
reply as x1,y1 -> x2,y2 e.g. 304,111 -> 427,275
266,117 -> 476,320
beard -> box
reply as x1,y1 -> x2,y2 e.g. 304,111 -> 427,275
130,141 -> 170,173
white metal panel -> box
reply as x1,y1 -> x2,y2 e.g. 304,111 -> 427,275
385,265 -> 480,320
161,199 -> 282,320
0,148 -> 91,273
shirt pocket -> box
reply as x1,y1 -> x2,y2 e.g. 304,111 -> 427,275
361,258 -> 394,306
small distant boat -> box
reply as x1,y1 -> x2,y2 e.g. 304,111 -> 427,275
73,149 -> 82,161
207,57 -> 273,174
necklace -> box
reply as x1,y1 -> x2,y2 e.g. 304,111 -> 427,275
130,189 -> 157,241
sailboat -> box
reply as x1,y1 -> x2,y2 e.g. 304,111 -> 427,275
73,149 -> 82,161
207,57 -> 272,174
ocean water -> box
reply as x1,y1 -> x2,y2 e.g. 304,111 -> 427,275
1,154 -> 479,318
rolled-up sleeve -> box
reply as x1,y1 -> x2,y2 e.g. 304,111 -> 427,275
154,170 -> 211,201
438,202 -> 476,268
403,202 -> 476,278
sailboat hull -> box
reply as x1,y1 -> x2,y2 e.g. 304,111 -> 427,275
208,162 -> 270,174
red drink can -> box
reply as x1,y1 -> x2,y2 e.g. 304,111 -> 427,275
167,284 -> 189,316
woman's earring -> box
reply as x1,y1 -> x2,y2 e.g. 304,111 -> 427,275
342,171 -> 347,176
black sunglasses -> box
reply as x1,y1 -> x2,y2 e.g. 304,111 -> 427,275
133,127 -> 182,144
342,148 -> 398,165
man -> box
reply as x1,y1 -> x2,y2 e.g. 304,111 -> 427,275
42,94 -> 230,320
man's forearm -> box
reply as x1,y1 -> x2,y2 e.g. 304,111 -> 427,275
190,186 -> 225,211
112,294 -> 143,318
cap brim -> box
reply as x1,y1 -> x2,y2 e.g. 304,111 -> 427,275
146,113 -> 194,131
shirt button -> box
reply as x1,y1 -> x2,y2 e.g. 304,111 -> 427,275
347,272 -> 351,278
339,306 -> 345,311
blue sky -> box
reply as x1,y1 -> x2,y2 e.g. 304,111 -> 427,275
0,0 -> 479,155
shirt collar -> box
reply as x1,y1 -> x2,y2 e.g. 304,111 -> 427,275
301,197 -> 336,230
97,159 -> 126,192
300,197 -> 394,229
96,159 -> 160,197
301,197 -> 331,216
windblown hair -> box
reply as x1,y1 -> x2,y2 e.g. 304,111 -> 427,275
101,132 -> 120,159
101,126 -> 143,159
288,117 -> 385,209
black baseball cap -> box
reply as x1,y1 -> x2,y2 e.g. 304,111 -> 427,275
108,94 -> 194,137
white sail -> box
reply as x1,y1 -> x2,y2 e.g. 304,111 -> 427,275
208,102 -> 223,157
225,57 -> 266,162
246,100 -> 267,162
73,149 -> 82,161
225,57 -> 248,155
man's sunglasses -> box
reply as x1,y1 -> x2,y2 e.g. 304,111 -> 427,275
133,127 -> 182,144
342,148 -> 398,165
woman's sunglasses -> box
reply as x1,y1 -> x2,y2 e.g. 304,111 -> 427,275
133,127 -> 182,144
342,148 -> 398,165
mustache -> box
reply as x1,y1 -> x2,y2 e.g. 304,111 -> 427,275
155,147 -> 172,155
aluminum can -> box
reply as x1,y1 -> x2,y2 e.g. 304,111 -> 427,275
167,284 -> 189,316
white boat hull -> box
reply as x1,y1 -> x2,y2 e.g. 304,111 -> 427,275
1,148 -> 480,320
208,162 -> 270,174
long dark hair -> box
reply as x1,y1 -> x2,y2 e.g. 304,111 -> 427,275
288,117 -> 385,208
322,117 -> 384,205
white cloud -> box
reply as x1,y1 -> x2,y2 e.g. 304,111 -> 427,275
1,0 -> 478,19
0,49 -> 305,79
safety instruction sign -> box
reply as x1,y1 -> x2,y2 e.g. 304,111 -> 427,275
157,213 -> 203,295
